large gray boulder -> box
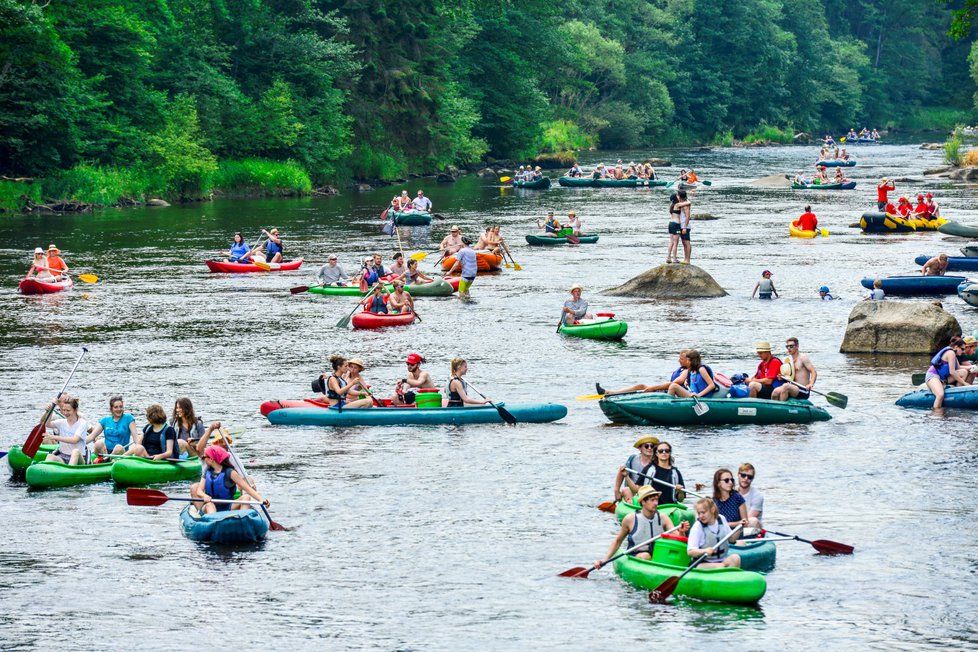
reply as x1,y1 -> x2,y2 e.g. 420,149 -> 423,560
840,300 -> 961,354
750,173 -> 792,188
604,264 -> 726,298
948,167 -> 978,182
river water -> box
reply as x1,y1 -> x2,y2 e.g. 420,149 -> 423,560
2,143 -> 977,650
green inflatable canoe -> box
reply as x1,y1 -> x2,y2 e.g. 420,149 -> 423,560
110,457 -> 201,486
938,221 -> 978,238
513,177 -> 551,189
613,543 -> 767,604
558,317 -> 627,341
6,444 -> 55,475
25,459 -> 115,489
525,234 -> 599,246
392,211 -> 432,226
308,278 -> 455,298
599,394 -> 831,425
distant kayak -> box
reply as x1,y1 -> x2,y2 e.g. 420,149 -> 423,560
558,315 -> 627,341
599,394 -> 830,426
351,310 -> 416,329
206,259 -> 303,273
392,211 -> 432,226
938,221 -> 978,238
859,212 -> 945,233
789,223 -> 818,238
557,177 -> 668,188
266,402 -> 568,426
19,277 -> 73,295
815,159 -> 856,167
308,278 -> 457,298
914,255 -> 978,272
525,234 -> 599,246
859,275 -> 969,295
791,181 -> 856,190
512,177 -> 551,189
957,281 -> 978,307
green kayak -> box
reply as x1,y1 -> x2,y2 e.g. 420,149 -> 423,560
513,177 -> 551,189
6,444 -> 55,475
525,234 -> 599,246
392,211 -> 432,226
25,459 -> 115,489
599,394 -> 831,426
938,221 -> 978,238
308,278 -> 455,298
558,317 -> 627,341
613,545 -> 767,604
614,500 -> 695,525
110,457 -> 201,486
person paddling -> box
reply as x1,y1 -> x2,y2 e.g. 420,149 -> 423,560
772,336 -> 817,401
360,285 -> 389,314
562,284 -> 593,325
921,254 -> 949,277
924,335 -> 972,409
386,281 -> 414,314
614,436 -> 659,503
597,350 -> 690,396
43,395 -> 89,466
666,349 -> 717,398
412,190 -> 432,212
262,228 -> 283,263
597,486 -> 677,568
537,211 -> 562,236
446,358 -> 488,407
26,247 -> 55,281
751,270 -> 778,300
192,445 -> 269,515
317,254 -> 349,286
640,440 -> 688,505
686,498 -> 742,569
46,244 -> 69,279
795,205 -> 818,232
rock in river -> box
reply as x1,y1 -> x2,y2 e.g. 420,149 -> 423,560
604,264 -> 727,298
840,301 -> 961,354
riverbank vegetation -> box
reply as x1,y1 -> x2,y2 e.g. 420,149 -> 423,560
1,0 -> 976,208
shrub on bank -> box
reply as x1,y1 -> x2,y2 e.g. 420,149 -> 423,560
213,159 -> 312,196
742,124 -> 794,144
43,165 -> 150,205
944,128 -> 964,166
0,180 -> 42,212
538,120 -> 596,153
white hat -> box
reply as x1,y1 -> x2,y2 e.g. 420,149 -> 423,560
33,247 -> 44,255
570,283 -> 584,292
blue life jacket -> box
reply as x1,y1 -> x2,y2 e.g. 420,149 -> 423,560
930,346 -> 956,381
266,239 -> 282,256
368,294 -> 388,314
690,364 -> 717,396
204,465 -> 236,511
364,267 -> 379,285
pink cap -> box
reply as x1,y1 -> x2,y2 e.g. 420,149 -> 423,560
204,445 -> 230,465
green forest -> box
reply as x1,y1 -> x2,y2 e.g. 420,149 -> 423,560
1,0 -> 977,208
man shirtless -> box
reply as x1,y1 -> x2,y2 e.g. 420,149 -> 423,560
439,225 -> 464,256
772,336 -> 817,401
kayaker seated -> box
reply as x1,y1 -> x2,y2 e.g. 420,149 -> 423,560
666,349 -> 717,399
318,254 -> 348,286
392,352 -> 436,405
597,350 -> 691,396
772,336 -> 816,402
484,224 -> 503,255
125,404 -> 181,460
746,341 -> 783,400
27,247 -> 55,281
475,227 -> 495,251
387,252 -> 407,277
597,486 -> 677,568
687,169 -> 698,183
794,206 -> 818,232
537,211 -> 562,236
736,463 -> 764,530
445,358 -> 488,407
412,190 -> 432,212
360,285 -> 389,314
924,336 -> 974,409
399,259 -> 433,286
712,468 -> 750,528
387,281 -> 414,314
189,424 -> 236,497
262,228 -> 283,263
192,445 -> 269,515
614,435 -> 659,503
687,498 -> 742,569
562,283 -> 593,325
591,164 -> 604,180
834,168 -> 845,182
921,254 -> 949,277
43,395 -> 90,466
751,270 -> 778,300
440,226 -> 465,255
897,197 -> 912,217
46,244 -> 69,279
359,256 -> 383,291
170,397 -> 205,458
225,233 -> 250,262
567,164 -> 583,178
565,212 -> 583,236
319,355 -> 374,409
90,395 -> 138,457
530,166 -> 543,180
639,440 -> 688,505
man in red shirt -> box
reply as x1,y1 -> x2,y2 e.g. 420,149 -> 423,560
748,341 -> 782,400
876,177 -> 895,211
913,194 -> 929,220
796,205 -> 818,231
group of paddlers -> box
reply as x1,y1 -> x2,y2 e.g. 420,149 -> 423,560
875,178 -> 941,221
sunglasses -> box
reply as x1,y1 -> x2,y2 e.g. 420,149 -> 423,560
640,444 -> 655,449
785,343 -> 797,348
739,473 -> 755,480
720,477 -> 734,484
656,448 -> 671,453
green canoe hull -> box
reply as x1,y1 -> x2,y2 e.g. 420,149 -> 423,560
613,549 -> 767,604
599,394 -> 831,425
111,457 -> 201,486
392,211 -> 432,226
614,500 -> 695,526
513,178 -> 551,189
938,221 -> 978,238
525,234 -> 599,246
6,444 -> 56,475
558,317 -> 627,340
25,460 -> 115,489
308,278 -> 454,298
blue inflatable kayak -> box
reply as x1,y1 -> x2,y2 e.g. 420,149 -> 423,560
896,385 -> 978,409
914,255 -> 978,272
815,159 -> 856,167
860,275 -> 969,295
180,505 -> 268,544
266,402 -> 568,426
958,281 -> 978,307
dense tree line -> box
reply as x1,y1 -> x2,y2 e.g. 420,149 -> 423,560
0,0 -> 974,196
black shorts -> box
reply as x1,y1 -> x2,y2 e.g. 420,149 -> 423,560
877,201 -> 886,211
756,384 -> 775,400
679,228 -> 690,241
793,386 -> 811,400
668,221 -> 681,235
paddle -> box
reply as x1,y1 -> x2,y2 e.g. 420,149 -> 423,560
911,372 -> 927,386
818,227 -> 830,237
290,283 -> 321,295
126,488 -> 257,508
336,279 -> 381,329
464,382 -> 517,425
409,251 -> 430,262
566,233 -> 581,245
499,176 -> 512,183
616,468 -> 705,501
225,441 -> 288,531
763,529 -> 854,555
500,241 -> 522,271
779,378 -> 848,409
78,273 -> 98,284
648,525 -> 743,603
576,389 -> 646,401
690,393 -> 710,416
22,347 -> 89,458
558,524 -> 682,579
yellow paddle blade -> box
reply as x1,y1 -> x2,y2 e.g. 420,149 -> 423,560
78,273 -> 98,284
819,228 -> 830,237
253,260 -> 271,271
575,393 -> 606,401
409,251 -> 428,261
839,137 -> 846,142
499,176 -> 511,183
512,262 -> 522,270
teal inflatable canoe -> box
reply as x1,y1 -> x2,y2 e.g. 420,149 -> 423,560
180,505 -> 268,544
266,402 -> 568,426
599,394 -> 830,425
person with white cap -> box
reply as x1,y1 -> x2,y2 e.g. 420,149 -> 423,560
45,244 -> 69,279
317,254 -> 348,286
439,226 -> 464,256
561,284 -> 593,325
747,342 -> 783,400
613,435 -> 659,503
26,247 -> 55,281
751,270 -> 778,300
596,485 -> 679,569
412,189 -> 432,212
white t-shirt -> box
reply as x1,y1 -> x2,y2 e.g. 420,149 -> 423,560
740,486 -> 765,518
688,516 -> 731,561
412,196 -> 432,211
51,418 -> 89,457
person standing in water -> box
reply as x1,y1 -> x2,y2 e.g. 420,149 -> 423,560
751,270 -> 778,299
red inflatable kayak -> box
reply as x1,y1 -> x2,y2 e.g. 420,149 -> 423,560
205,259 -> 303,273
260,398 -> 330,417
351,310 -> 416,329
441,252 -> 503,273
19,277 -> 74,295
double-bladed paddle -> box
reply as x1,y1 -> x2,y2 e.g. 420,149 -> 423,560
23,347 -> 89,458
648,525 -> 743,603
465,382 -> 517,425
558,524 -> 682,579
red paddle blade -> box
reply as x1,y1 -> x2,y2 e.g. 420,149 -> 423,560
597,501 -> 617,513
648,577 -> 680,603
126,488 -> 169,507
558,566 -> 592,578
22,423 -> 45,458
812,539 -> 854,555
289,285 -> 310,295
268,520 -> 290,532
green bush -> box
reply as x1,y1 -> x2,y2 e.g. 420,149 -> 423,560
42,165 -> 149,205
0,180 -> 42,212
742,124 -> 794,144
213,159 -> 312,196
903,107 -> 974,132
349,146 -> 408,181
712,130 -> 735,147
538,120 -> 596,153
944,128 -> 964,166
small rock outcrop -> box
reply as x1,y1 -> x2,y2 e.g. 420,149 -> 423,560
354,183 -> 373,192
948,167 -> 978,182
604,264 -> 726,299
749,173 -> 792,188
644,158 -> 671,167
531,152 -> 576,168
840,300 -> 961,354
919,143 -> 943,150
146,198 -> 170,207
691,213 -> 718,221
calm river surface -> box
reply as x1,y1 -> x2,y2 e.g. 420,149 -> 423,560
2,143 -> 977,650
